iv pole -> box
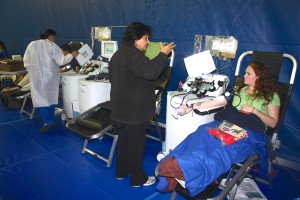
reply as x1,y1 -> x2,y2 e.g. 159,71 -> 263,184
91,26 -> 127,51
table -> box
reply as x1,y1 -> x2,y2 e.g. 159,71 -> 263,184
78,79 -> 111,113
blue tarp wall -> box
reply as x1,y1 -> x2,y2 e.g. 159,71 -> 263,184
1,0 -> 299,163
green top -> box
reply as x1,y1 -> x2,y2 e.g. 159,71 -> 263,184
232,86 -> 281,115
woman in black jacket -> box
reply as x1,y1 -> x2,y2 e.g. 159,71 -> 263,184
109,22 -> 175,187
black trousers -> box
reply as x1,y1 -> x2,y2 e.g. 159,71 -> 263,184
113,121 -> 150,186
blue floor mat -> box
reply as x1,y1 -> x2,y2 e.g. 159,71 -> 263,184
0,103 -> 299,200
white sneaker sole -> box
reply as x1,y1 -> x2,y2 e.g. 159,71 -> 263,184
131,176 -> 156,187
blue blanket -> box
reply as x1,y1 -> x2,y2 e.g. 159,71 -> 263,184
156,120 -> 267,197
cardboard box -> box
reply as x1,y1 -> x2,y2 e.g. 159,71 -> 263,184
0,59 -> 25,72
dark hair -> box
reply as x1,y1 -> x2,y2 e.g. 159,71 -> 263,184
0,41 -> 7,50
236,62 -> 277,106
60,43 -> 72,53
40,29 -> 56,39
122,22 -> 152,45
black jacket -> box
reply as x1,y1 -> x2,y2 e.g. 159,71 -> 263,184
109,45 -> 168,125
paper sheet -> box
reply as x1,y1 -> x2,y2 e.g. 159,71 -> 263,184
76,44 -> 94,66
183,50 -> 216,77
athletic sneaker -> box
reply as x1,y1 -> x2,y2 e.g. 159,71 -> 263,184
143,176 -> 156,186
132,176 -> 156,187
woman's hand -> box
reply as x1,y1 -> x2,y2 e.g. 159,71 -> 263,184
160,42 -> 176,55
240,104 -> 254,114
177,105 -> 192,116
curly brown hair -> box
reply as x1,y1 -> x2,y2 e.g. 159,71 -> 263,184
236,62 -> 278,106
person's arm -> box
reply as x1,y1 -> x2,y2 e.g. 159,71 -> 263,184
178,96 -> 228,116
253,105 -> 279,128
52,44 -> 73,66
55,52 -> 73,66
240,103 -> 280,128
128,42 -> 176,80
129,49 -> 167,80
193,96 -> 227,109
160,42 -> 176,55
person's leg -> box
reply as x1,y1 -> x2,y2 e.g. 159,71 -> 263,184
38,104 -> 56,133
128,122 -> 149,186
115,123 -> 130,179
39,105 -> 56,125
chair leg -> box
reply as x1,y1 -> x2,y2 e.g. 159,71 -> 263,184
170,190 -> 177,200
209,152 -> 260,200
154,121 -> 163,142
228,184 -> 238,200
19,95 -> 35,119
29,107 -> 36,119
81,133 -> 118,168
82,139 -> 89,154
105,132 -> 118,168
147,120 -> 163,142
19,96 -> 28,114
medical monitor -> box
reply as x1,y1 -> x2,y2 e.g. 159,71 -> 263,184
101,41 -> 118,59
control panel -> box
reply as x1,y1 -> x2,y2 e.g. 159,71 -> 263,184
182,73 -> 229,98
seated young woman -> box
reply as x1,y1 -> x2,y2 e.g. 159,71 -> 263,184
178,62 -> 280,129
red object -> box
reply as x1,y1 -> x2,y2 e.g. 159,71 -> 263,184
207,128 -> 248,146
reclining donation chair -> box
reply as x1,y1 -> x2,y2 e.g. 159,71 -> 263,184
66,101 -> 117,168
145,42 -> 175,142
170,51 -> 297,200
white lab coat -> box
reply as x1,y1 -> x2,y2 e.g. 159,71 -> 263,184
23,39 -> 73,107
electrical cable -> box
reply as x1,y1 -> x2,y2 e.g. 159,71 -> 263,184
169,91 -> 191,109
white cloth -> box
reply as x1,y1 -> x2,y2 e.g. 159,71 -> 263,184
23,39 -> 73,107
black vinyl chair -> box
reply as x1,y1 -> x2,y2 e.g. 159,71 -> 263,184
66,101 -> 118,168
234,51 -> 297,186
69,42 -> 84,52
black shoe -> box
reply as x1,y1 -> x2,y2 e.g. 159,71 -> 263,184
39,123 -> 56,133
116,174 -> 131,181
115,177 -> 124,181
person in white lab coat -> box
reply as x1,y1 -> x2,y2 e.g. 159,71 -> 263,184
23,29 -> 74,133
